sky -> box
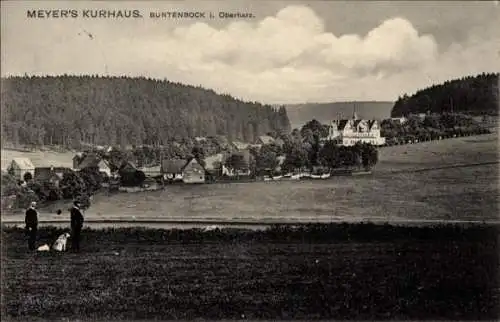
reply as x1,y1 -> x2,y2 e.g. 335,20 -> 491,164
1,0 -> 499,104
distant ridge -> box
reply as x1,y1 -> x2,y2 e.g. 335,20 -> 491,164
285,101 -> 394,129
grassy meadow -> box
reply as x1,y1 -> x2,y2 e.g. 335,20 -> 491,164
2,223 -> 499,320
1,148 -> 74,171
377,133 -> 498,172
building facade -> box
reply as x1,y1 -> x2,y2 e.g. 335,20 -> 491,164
325,112 -> 386,146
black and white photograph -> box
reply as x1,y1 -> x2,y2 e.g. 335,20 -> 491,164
1,0 -> 499,320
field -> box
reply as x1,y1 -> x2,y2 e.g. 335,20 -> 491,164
1,148 -> 74,171
377,133 -> 498,172
2,224 -> 499,320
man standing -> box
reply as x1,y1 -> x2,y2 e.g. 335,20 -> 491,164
25,201 -> 38,251
70,201 -> 84,252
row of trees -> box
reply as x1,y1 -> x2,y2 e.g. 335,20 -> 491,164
1,168 -> 101,210
1,75 -> 291,148
381,113 -> 491,144
245,138 -> 377,176
391,73 -> 499,117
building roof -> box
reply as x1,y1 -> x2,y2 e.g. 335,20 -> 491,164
139,165 -> 161,173
332,119 -> 381,131
367,120 -> 379,129
73,152 -> 83,160
161,159 -> 187,173
258,135 -> 275,145
76,153 -> 101,168
11,158 -> 35,169
182,157 -> 205,171
231,140 -> 250,150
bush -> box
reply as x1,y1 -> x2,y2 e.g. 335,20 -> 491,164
119,170 -> 146,187
59,171 -> 87,199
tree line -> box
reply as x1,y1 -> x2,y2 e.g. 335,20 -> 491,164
0,75 -> 291,148
381,113 -> 491,145
391,73 -> 499,117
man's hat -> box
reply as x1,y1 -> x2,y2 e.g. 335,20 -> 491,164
31,201 -> 37,207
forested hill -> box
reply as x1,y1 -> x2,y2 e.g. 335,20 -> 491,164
391,73 -> 499,117
0,76 -> 291,147
285,101 -> 393,129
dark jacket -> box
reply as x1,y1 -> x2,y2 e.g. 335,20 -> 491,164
70,207 -> 84,229
25,208 -> 38,227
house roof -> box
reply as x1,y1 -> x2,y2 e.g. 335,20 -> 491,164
352,120 -> 362,128
161,159 -> 186,173
77,154 -> 101,168
232,140 -> 249,150
121,160 -> 137,169
182,157 -> 207,172
73,152 -> 83,160
258,135 -> 275,145
367,120 -> 379,130
11,158 -> 35,169
333,119 -> 381,131
139,165 -> 161,173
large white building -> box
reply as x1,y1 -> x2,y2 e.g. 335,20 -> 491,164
325,112 -> 386,146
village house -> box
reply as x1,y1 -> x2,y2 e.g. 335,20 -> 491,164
325,112 -> 386,146
161,159 -> 186,182
181,158 -> 207,184
222,150 -> 251,177
74,153 -> 113,178
7,158 -> 35,181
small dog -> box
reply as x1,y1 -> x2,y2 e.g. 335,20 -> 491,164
52,232 -> 71,252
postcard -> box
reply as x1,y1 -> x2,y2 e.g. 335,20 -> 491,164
1,1 -> 499,320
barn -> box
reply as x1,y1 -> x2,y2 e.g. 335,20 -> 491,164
7,158 -> 35,181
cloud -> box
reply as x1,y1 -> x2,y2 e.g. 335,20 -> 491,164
1,4 -> 498,103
